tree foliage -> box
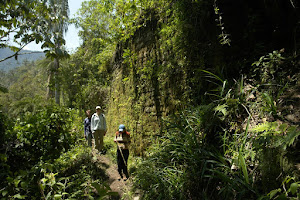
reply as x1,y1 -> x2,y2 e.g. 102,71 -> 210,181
1,0 -> 300,199
0,0 -> 69,62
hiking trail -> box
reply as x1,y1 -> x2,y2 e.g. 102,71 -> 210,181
92,150 -> 140,200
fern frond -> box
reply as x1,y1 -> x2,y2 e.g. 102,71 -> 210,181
251,122 -> 279,136
214,104 -> 228,117
282,126 -> 300,149
253,122 -> 300,150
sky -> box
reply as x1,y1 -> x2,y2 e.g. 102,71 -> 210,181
24,0 -> 85,52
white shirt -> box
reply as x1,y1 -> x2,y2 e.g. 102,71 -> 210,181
91,113 -> 107,132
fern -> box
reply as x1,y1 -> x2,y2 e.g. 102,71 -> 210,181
251,122 -> 300,149
214,104 -> 228,120
251,122 -> 279,136
278,126 -> 300,150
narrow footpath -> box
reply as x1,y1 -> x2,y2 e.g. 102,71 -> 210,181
92,150 -> 139,200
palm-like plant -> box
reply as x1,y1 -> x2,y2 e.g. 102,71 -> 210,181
40,0 -> 70,104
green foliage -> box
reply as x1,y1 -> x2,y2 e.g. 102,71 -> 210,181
257,83 -> 288,119
252,50 -> 285,84
250,122 -> 300,193
0,0 -> 69,63
0,59 -> 48,117
264,177 -> 300,200
91,183 -> 118,200
9,104 -> 76,166
1,143 -> 117,199
37,145 -> 110,199
2,1 -> 299,200
0,84 -> 8,93
252,122 -> 300,152
0,0 -> 39,50
214,1 -> 231,46
41,145 -> 116,199
134,107 -> 257,199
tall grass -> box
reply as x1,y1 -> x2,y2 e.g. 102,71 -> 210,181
133,106 -> 257,200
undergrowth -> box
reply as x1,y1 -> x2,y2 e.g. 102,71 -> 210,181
0,104 -> 117,199
132,51 -> 300,199
133,107 -> 258,200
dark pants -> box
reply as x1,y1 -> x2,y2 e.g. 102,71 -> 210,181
87,132 -> 93,147
117,149 -> 129,178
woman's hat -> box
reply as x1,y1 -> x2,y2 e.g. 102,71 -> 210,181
119,124 -> 125,132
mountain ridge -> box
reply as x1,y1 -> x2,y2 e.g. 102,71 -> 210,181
0,48 -> 45,71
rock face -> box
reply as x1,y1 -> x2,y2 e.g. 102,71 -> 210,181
105,1 -> 300,156
106,9 -> 197,155
106,11 -> 185,156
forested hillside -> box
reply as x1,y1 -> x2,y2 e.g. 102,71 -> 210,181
1,0 -> 300,199
0,48 -> 44,71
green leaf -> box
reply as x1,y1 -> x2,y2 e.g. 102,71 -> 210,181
20,182 -> 27,189
290,183 -> 298,195
2,190 -> 8,197
201,70 -> 224,83
269,189 -> 281,198
56,182 -> 65,187
54,194 -> 62,199
238,151 -> 249,184
13,194 -> 26,199
14,179 -> 21,187
276,193 -> 287,200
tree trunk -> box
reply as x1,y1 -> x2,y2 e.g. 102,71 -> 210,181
54,58 -> 60,105
46,70 -> 54,99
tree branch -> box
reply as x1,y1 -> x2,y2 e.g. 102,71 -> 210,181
0,27 -> 19,40
0,42 -> 43,63
289,0 -> 296,8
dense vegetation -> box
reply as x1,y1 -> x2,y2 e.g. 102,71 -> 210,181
1,0 -> 300,199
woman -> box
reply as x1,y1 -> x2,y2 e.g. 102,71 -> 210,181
84,109 -> 92,147
91,106 -> 107,153
114,124 -> 131,181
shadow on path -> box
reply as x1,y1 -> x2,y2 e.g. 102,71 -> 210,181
92,150 -> 135,200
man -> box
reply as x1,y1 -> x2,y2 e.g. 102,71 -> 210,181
91,106 -> 107,153
84,110 -> 93,147
114,124 -> 131,181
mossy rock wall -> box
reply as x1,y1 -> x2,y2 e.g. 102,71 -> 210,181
106,14 -> 189,156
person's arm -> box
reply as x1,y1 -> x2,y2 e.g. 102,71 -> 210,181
103,114 -> 107,135
90,115 -> 95,133
113,132 -> 118,143
127,133 -> 131,144
84,119 -> 87,138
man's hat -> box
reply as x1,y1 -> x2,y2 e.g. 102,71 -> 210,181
96,106 -> 101,110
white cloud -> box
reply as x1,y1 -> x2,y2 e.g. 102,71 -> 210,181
23,45 -> 31,50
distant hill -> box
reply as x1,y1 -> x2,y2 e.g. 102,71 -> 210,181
0,48 -> 45,71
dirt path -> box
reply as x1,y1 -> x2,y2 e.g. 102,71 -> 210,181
92,150 -> 139,200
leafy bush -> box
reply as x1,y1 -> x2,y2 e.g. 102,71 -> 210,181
0,104 -> 80,199
252,50 -> 285,84
259,176 -> 300,200
5,104 -> 76,171
251,122 -> 300,193
1,144 -> 117,199
39,145 -> 114,199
